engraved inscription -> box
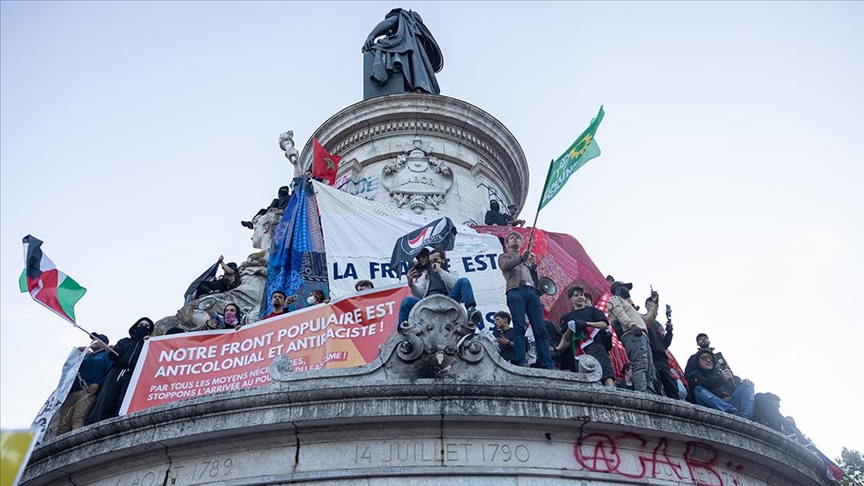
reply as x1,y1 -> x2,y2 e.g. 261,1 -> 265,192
352,441 -> 530,465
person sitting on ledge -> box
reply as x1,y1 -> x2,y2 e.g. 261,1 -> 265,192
399,247 -> 482,325
196,255 -> 240,296
686,349 -> 755,418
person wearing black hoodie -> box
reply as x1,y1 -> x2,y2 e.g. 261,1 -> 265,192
86,317 -> 154,424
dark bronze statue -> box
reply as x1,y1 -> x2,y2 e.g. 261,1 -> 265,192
362,8 -> 444,100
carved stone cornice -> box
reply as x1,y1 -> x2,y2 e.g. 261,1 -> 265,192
296,94 -> 529,212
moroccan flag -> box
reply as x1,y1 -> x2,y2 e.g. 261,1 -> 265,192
18,235 -> 87,324
538,105 -> 605,210
312,138 -> 341,186
389,217 -> 457,278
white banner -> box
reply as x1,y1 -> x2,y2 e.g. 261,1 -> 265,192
313,181 -> 507,329
31,347 -> 86,444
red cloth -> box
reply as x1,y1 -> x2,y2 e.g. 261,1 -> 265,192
312,139 -> 341,185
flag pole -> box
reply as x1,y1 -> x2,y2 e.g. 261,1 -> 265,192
525,159 -> 555,253
71,322 -> 120,356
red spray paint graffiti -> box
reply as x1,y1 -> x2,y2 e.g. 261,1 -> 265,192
574,432 -> 744,486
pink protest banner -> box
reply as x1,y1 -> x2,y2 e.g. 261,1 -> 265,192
120,286 -> 409,415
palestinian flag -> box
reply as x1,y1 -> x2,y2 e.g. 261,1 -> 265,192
18,235 -> 87,324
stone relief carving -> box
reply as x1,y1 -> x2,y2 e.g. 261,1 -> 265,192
381,143 -> 453,214
251,208 -> 283,252
393,294 -> 483,376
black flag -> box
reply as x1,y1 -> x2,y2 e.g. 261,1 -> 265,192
390,217 -> 457,278
183,261 -> 220,305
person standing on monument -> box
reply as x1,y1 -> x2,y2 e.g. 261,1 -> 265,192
484,200 -> 508,226
498,232 -> 555,369
56,334 -> 112,434
506,204 -> 526,227
554,285 -> 616,386
87,318 -> 154,424
607,281 -> 658,393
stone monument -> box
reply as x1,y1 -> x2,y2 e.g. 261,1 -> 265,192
21,8 -> 833,486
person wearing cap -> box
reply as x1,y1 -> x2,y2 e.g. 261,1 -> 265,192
56,334 -> 113,434
498,231 -> 556,369
686,349 -> 755,418
607,281 -> 658,393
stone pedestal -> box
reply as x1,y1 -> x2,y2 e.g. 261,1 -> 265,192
296,94 -> 529,227
23,298 -> 830,485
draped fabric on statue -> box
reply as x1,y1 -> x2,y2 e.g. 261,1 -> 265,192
260,176 -> 329,318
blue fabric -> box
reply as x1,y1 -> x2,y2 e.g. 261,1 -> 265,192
73,351 -> 112,389
398,278 -> 476,324
506,285 -> 554,368
260,176 -> 329,318
448,278 -> 475,307
694,384 -> 755,418
398,296 -> 421,323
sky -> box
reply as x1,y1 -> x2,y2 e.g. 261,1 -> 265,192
2,1 -> 862,462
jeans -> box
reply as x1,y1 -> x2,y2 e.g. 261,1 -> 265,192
620,331 -> 654,392
505,285 -> 554,368
694,384 -> 755,418
398,278 -> 477,323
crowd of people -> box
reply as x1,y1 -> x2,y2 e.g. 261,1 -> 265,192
52,200 -> 797,449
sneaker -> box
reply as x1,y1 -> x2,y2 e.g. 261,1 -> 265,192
241,221 -> 254,229
466,307 -> 482,326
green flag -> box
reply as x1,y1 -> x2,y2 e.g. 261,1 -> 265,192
538,106 -> 605,210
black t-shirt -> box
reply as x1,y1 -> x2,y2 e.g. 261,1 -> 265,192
560,306 -> 608,336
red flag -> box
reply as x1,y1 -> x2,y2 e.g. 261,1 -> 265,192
312,139 -> 341,186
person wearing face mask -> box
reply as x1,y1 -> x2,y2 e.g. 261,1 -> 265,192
221,302 -> 243,330
306,289 -> 329,306
86,317 -> 154,424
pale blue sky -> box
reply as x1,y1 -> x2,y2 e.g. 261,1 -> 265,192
2,1 -> 862,460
